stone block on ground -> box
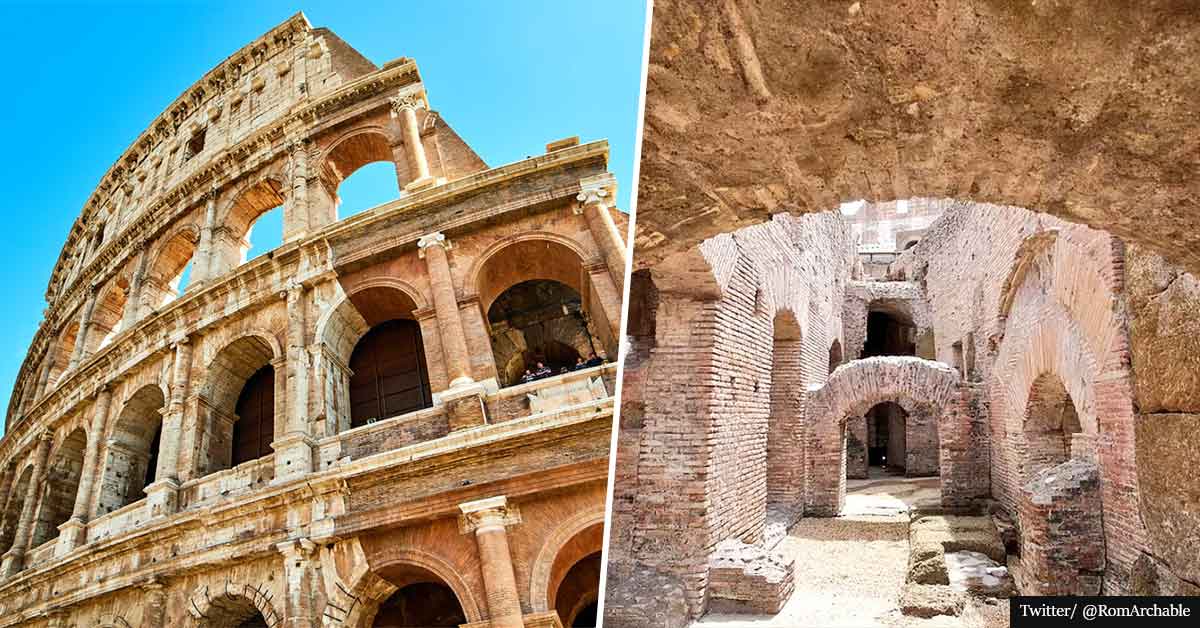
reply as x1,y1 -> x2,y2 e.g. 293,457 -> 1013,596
706,539 -> 795,615
946,550 -> 1015,597
900,584 -> 966,618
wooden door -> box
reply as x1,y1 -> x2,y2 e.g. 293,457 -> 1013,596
349,319 -> 432,428
233,365 -> 275,465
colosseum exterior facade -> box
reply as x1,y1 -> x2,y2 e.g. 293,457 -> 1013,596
0,14 -> 623,627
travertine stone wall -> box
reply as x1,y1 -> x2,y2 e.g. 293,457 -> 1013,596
0,13 -> 621,626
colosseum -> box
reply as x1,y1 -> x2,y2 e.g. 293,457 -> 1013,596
607,2 -> 1199,627
0,13 -> 624,628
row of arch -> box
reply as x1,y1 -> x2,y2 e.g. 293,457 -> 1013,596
0,232 -> 615,561
22,125 -> 435,417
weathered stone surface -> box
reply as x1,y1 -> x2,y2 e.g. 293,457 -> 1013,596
633,1 -> 1200,277
1135,413 -> 1200,587
1126,244 -> 1200,413
900,584 -> 965,618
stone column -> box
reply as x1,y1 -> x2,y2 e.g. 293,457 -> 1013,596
273,282 -> 315,482
389,92 -> 435,191
576,175 -> 627,291
146,338 -> 191,516
142,580 -> 168,628
190,187 -> 219,285
122,243 -> 150,329
277,538 -> 322,628
1,430 -> 53,576
284,140 -> 326,240
585,261 -> 623,356
419,232 -> 489,430
459,496 -> 524,628
33,350 -> 54,400
57,384 -> 114,554
68,286 -> 100,370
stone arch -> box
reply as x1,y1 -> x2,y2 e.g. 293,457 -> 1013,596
466,232 -> 592,311
48,319 -> 81,388
186,583 -> 282,628
210,173 -> 287,274
468,233 -> 616,381
143,223 -> 201,311
528,505 -> 607,613
0,463 -> 34,555
90,274 -> 133,351
196,331 -> 283,476
96,383 -> 167,515
365,548 -> 484,624
766,309 -> 805,509
318,125 -> 400,208
32,426 -> 89,547
317,279 -> 434,433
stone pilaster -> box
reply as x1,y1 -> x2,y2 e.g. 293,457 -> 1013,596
459,496 -> 524,628
142,579 -> 168,628
584,261 -> 623,355
1,430 -> 53,576
576,174 -> 627,291
33,349 -> 54,400
122,243 -> 150,329
277,538 -> 322,628
273,281 -> 315,482
68,285 -> 100,370
190,187 -> 219,285
57,384 -> 114,555
146,337 -> 191,515
390,91 -> 435,191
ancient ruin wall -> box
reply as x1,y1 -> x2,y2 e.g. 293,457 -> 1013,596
890,202 -> 1194,593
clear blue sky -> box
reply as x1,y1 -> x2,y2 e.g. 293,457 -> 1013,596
0,1 -> 647,425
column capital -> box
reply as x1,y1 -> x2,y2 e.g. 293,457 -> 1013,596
576,173 -> 617,213
276,536 -> 318,561
458,496 -> 521,534
38,429 -> 54,444
281,278 -> 306,302
417,232 -> 450,257
388,89 -> 428,116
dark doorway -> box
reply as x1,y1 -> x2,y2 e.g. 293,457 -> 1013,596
863,309 -> 916,357
349,319 -> 433,427
232,365 -> 275,465
373,582 -> 467,627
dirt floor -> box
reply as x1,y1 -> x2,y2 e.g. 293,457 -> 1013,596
697,470 -> 1009,628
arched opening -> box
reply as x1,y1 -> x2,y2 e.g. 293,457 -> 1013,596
374,564 -> 468,627
217,178 -> 286,273
349,319 -> 432,427
97,385 -> 165,514
828,339 -> 843,374
487,279 -> 596,386
144,228 -> 198,310
1024,372 -> 1083,477
322,131 -> 400,218
32,428 -> 87,547
232,365 -> 276,467
321,284 -> 434,433
543,521 -> 603,627
0,465 -> 33,555
198,335 -> 278,476
476,238 -> 614,387
337,161 -> 399,219
867,401 -> 907,474
201,595 -> 269,628
48,321 -> 80,387
767,311 -> 804,509
92,278 -> 131,350
863,304 -> 916,357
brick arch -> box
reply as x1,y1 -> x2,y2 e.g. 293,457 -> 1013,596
806,357 -> 960,515
528,505 -> 606,613
362,547 -> 484,624
812,357 -> 960,425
